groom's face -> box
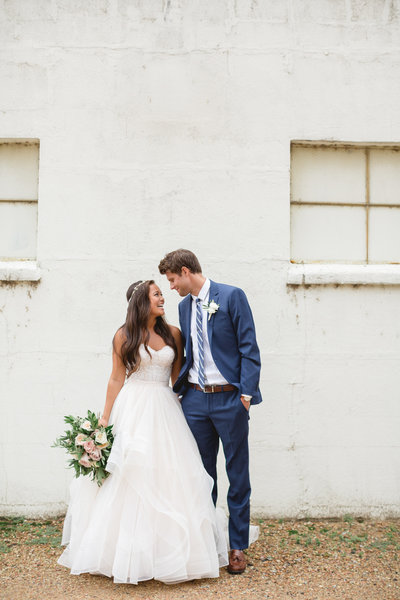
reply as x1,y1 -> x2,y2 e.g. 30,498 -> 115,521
165,269 -> 192,297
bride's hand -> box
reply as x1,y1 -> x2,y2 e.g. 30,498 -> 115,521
99,417 -> 108,427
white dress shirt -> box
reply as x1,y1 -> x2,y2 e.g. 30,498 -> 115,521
188,278 -> 229,386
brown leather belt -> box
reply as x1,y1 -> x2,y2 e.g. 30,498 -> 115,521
189,383 -> 236,393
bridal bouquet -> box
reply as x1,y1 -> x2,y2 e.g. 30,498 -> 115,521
53,410 -> 114,486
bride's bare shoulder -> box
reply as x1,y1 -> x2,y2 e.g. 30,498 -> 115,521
168,325 -> 182,342
113,327 -> 127,353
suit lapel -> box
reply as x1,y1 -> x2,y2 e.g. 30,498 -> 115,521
182,295 -> 192,356
207,280 -> 219,347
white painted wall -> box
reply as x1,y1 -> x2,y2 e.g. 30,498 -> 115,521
1,0 -> 400,518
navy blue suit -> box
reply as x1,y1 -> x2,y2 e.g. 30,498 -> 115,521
173,280 -> 262,549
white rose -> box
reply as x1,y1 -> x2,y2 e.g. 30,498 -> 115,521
208,300 -> 219,313
75,433 -> 87,446
95,430 -> 107,445
81,420 -> 92,431
203,299 -> 220,321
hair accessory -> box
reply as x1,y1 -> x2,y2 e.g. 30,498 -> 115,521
129,280 -> 146,302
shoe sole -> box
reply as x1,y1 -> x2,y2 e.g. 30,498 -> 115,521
227,567 -> 246,574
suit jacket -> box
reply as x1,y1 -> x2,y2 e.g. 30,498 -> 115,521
173,280 -> 262,405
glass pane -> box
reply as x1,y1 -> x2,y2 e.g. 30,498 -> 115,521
291,204 -> 366,262
291,146 -> 366,204
369,149 -> 400,205
0,202 -> 37,259
369,207 -> 400,263
0,142 -> 39,200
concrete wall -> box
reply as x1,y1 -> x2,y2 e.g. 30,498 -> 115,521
1,0 -> 400,517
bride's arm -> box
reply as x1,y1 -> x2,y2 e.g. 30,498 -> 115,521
99,329 -> 126,427
170,326 -> 183,388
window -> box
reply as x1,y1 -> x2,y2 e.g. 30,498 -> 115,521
0,139 -> 39,260
0,139 -> 41,281
290,142 -> 400,265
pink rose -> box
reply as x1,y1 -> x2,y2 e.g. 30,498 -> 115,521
79,453 -> 92,468
90,448 -> 101,461
83,439 -> 95,453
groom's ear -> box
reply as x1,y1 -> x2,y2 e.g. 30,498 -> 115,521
181,266 -> 190,277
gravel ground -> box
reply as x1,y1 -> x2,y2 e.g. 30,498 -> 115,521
1,516 -> 399,600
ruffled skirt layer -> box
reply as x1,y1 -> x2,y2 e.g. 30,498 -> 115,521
58,380 -> 228,584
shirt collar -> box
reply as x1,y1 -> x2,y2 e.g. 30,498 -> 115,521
191,278 -> 210,302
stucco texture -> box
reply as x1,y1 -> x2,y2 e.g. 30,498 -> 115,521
0,0 -> 400,517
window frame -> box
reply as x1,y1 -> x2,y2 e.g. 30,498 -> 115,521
288,141 -> 400,286
0,138 -> 41,282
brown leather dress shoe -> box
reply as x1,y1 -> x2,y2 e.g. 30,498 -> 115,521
227,549 -> 246,574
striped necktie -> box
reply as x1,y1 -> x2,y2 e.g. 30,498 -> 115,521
196,298 -> 205,389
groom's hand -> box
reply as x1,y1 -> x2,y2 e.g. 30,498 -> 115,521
240,395 -> 251,411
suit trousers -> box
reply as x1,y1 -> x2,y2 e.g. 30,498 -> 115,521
181,386 -> 251,550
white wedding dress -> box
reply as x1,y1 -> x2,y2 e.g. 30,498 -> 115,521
58,344 -> 229,584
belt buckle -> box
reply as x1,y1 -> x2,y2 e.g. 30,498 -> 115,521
204,384 -> 215,393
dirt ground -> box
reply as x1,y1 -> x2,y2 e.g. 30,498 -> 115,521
1,516 -> 399,600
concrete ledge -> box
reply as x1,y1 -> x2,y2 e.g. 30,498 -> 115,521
0,261 -> 42,282
0,501 -> 67,519
1,502 -> 399,519
287,263 -> 400,286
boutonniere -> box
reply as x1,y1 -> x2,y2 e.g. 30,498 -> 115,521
203,299 -> 219,321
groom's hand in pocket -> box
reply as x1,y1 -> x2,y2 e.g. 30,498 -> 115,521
240,395 -> 251,411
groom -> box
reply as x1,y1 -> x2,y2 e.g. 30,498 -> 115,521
158,249 -> 262,574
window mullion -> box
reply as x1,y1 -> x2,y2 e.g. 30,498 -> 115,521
366,148 -> 370,264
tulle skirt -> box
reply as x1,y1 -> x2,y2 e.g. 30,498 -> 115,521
58,379 -> 229,584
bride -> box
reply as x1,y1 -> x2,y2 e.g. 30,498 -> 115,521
58,279 -> 228,584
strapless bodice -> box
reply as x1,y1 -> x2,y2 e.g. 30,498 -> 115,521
126,344 -> 174,386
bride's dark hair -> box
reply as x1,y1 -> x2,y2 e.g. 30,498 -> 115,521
114,279 -> 177,373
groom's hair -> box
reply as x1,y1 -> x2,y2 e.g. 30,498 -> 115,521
158,249 -> 202,275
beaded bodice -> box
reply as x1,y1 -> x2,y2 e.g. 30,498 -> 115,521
126,344 -> 174,386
